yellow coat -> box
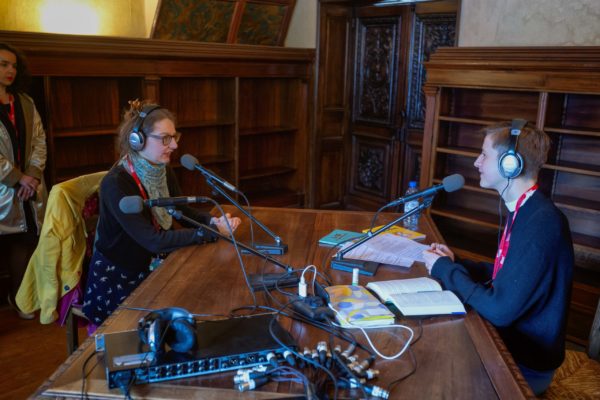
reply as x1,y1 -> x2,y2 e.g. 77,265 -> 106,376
16,171 -> 107,324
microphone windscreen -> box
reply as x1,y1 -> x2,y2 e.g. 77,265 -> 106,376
180,154 -> 199,171
119,195 -> 144,214
442,174 -> 465,192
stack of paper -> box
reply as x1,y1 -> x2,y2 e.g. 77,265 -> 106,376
336,234 -> 429,268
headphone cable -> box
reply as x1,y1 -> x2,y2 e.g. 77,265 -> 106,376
497,179 -> 511,249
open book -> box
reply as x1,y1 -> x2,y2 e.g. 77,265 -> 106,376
366,277 -> 466,316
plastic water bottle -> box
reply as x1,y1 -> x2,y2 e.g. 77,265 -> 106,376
403,181 -> 420,231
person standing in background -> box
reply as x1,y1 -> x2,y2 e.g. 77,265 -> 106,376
0,42 -> 47,319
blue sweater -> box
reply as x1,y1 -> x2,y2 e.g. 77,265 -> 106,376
432,191 -> 574,371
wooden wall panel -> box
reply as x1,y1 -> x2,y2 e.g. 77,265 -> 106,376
353,16 -> 402,126
348,134 -> 395,200
313,4 -> 352,208
407,13 -> 456,129
317,139 -> 344,208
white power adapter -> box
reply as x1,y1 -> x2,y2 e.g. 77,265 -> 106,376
298,276 -> 307,297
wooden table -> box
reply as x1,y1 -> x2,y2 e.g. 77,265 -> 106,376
36,207 -> 534,399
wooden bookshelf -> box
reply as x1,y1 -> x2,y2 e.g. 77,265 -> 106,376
1,30 -> 314,208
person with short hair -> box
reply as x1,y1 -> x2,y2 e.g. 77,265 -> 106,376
0,42 -> 47,320
82,99 -> 240,329
423,121 -> 574,396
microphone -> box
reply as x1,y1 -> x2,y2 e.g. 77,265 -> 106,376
388,174 -> 464,207
181,154 -> 238,193
119,196 -> 144,214
145,196 -> 210,207
119,195 -> 210,214
331,174 -> 464,276
181,153 -> 288,258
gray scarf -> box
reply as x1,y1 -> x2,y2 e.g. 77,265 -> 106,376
122,152 -> 172,230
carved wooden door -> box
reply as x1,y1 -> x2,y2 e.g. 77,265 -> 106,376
314,2 -> 456,210
345,9 -> 410,210
346,8 -> 456,210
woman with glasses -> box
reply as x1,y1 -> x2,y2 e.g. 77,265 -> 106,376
83,100 -> 240,329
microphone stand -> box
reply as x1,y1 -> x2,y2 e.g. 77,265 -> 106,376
166,208 -> 298,291
330,195 -> 435,276
202,176 -> 288,255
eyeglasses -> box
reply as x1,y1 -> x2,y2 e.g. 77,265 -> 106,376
146,132 -> 182,146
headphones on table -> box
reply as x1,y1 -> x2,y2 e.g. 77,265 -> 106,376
498,118 -> 527,179
138,307 -> 197,353
128,104 -> 162,151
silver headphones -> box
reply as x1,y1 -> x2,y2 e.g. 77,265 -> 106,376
498,119 -> 527,179
128,105 -> 162,151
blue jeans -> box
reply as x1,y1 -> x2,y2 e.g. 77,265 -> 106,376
518,363 -> 555,396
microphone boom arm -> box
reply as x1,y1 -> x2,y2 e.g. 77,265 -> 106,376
331,195 -> 435,276
203,175 -> 287,255
166,207 -> 293,274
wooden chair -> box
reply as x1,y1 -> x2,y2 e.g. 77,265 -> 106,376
15,171 -> 106,355
542,299 -> 600,399
65,303 -> 89,355
65,187 -> 102,355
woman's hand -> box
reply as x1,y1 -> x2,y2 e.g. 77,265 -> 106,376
211,213 -> 241,236
17,175 -> 39,200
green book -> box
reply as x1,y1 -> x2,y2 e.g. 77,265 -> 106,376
318,229 -> 365,246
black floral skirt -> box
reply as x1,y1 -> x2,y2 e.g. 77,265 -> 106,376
82,250 -> 148,326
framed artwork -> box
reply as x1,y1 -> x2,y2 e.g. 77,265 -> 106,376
151,0 -> 296,46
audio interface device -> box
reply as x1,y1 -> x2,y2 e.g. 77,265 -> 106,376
96,313 -> 295,389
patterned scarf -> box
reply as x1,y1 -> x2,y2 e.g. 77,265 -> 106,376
121,152 -> 172,230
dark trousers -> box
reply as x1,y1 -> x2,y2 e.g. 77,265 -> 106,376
0,204 -> 39,301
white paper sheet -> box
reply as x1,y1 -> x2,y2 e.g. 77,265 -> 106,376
336,234 -> 429,267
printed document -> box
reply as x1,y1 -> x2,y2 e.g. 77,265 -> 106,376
336,234 -> 428,268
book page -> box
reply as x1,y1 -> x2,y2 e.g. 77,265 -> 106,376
337,234 -> 428,267
367,277 -> 442,301
389,291 -> 466,316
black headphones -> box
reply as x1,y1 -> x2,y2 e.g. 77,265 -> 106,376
128,104 -> 162,151
498,118 -> 527,179
138,307 -> 197,353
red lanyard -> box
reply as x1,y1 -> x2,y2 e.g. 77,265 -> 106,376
7,98 -> 15,126
126,155 -> 160,231
492,184 -> 538,280
3,96 -> 20,164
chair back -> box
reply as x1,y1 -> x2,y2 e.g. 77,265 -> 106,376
15,171 -> 107,324
589,298 -> 600,361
